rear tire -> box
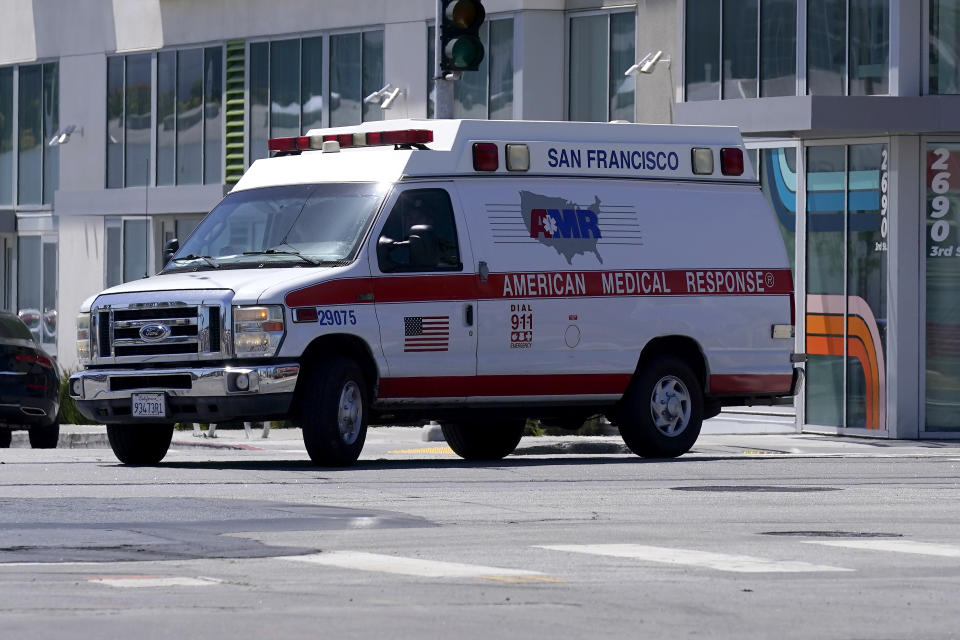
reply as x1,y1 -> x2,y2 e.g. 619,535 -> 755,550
297,356 -> 368,467
106,423 -> 174,464
0,428 -> 10,448
28,422 -> 59,448
441,419 -> 525,461
617,356 -> 703,458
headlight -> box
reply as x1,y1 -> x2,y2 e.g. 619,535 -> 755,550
76,312 -> 91,363
233,305 -> 284,357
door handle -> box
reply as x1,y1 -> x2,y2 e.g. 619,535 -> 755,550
478,261 -> 489,282
465,303 -> 474,327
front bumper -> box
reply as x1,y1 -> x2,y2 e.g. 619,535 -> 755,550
69,363 -> 299,424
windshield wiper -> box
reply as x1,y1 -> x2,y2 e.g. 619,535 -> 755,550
242,248 -> 324,266
170,254 -> 221,269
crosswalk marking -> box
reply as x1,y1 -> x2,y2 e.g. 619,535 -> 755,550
803,539 -> 960,558
281,551 -> 546,580
88,576 -> 225,588
536,544 -> 853,573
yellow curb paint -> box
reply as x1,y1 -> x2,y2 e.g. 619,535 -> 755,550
389,446 -> 456,455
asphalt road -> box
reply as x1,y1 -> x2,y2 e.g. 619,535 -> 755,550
2,429 -> 960,639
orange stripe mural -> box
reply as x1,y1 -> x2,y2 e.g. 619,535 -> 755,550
806,295 -> 886,430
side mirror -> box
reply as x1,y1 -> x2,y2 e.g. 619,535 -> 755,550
163,238 -> 179,266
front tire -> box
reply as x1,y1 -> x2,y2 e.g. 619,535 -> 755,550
106,423 -> 174,464
441,419 -> 525,461
617,356 -> 703,458
297,356 -> 369,467
29,422 -> 59,448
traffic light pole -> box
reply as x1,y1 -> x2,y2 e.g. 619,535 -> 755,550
434,0 -> 455,119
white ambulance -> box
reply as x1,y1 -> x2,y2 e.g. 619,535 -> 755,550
69,119 -> 800,466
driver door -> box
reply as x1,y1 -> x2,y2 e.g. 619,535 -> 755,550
369,185 -> 478,400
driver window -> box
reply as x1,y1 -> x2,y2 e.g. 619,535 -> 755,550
377,189 -> 462,272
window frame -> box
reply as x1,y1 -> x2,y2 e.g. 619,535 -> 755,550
565,7 -> 637,123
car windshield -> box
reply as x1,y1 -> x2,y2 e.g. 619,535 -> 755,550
164,183 -> 387,272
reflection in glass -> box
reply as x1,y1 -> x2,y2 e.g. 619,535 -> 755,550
301,37 -> 324,133
685,0 -> 721,100
18,64 -> 42,204
331,33 -> 361,126
106,57 -> 124,188
609,12 -> 635,121
106,223 -> 121,287
846,144 -> 887,429
925,143 -> 960,431
760,0 -> 797,96
125,54 -> 151,187
805,145 -> 845,427
759,147 -> 798,274
427,26 -> 436,119
930,0 -> 960,94
17,236 -> 41,343
807,0 -> 846,95
177,48 -> 204,185
42,62 -> 58,204
270,39 -> 300,139
455,23 -> 488,119
41,241 -> 56,345
488,19 -> 514,119
156,52 -> 176,185
204,47 -> 223,184
362,31 -> 384,122
723,0 -> 758,99
0,68 -> 12,204
249,43 -> 269,164
849,0 -> 888,95
569,15 -> 607,121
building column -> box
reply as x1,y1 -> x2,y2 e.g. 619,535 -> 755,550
513,11 -> 564,121
886,135 -> 922,439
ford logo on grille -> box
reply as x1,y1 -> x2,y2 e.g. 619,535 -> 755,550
139,323 -> 171,342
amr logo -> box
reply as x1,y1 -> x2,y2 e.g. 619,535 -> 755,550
529,208 -> 602,239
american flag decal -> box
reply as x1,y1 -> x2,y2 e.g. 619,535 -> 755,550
403,316 -> 450,352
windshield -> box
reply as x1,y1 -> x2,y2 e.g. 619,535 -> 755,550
164,183 -> 386,272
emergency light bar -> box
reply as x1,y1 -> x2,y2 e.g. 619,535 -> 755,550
267,129 -> 434,154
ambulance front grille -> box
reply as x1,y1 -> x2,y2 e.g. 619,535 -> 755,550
93,304 -> 224,362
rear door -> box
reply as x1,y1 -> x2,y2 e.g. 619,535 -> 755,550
368,184 -> 478,401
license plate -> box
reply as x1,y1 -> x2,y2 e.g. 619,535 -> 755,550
132,393 -> 166,418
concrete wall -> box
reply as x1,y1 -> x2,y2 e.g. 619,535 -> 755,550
56,215 -> 105,370
634,0 -> 675,124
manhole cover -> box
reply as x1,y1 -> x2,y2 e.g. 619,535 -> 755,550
672,485 -> 840,493
761,531 -> 903,538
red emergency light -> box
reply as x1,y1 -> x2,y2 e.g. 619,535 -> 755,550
267,129 -> 434,155
720,147 -> 745,176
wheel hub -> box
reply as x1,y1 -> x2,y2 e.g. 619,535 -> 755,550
650,375 -> 692,437
338,381 -> 363,445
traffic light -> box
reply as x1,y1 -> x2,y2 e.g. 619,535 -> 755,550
440,0 -> 485,73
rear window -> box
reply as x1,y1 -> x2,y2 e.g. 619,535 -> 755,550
0,315 -> 34,341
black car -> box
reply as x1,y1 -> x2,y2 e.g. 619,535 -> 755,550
0,312 -> 60,448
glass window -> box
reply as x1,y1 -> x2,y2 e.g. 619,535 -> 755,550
685,0 -> 722,101
427,18 -> 514,120
18,65 -> 42,204
0,68 -> 12,205
16,236 -> 41,343
849,0 -> 888,95
805,145 -> 846,427
123,218 -> 148,282
249,42 -> 269,164
760,0 -> 797,97
156,51 -> 176,186
931,0 -> 960,94
569,15 -> 609,121
270,39 -> 301,139
609,12 -> 636,121
925,143 -> 960,431
124,54 -> 151,188
378,189 -> 461,272
106,56 -> 125,189
330,33 -> 361,126
723,0 -> 759,99
106,221 -> 122,287
362,31 -> 384,123
301,37 -> 324,133
177,48 -> 204,185
759,147 -> 798,273
41,239 -> 56,347
42,63 -> 58,205
204,47 -> 223,184
807,0 -> 847,95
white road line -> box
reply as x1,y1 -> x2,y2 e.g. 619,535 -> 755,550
87,576 -> 225,588
536,544 -> 853,573
281,551 -> 544,579
803,539 -> 960,558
